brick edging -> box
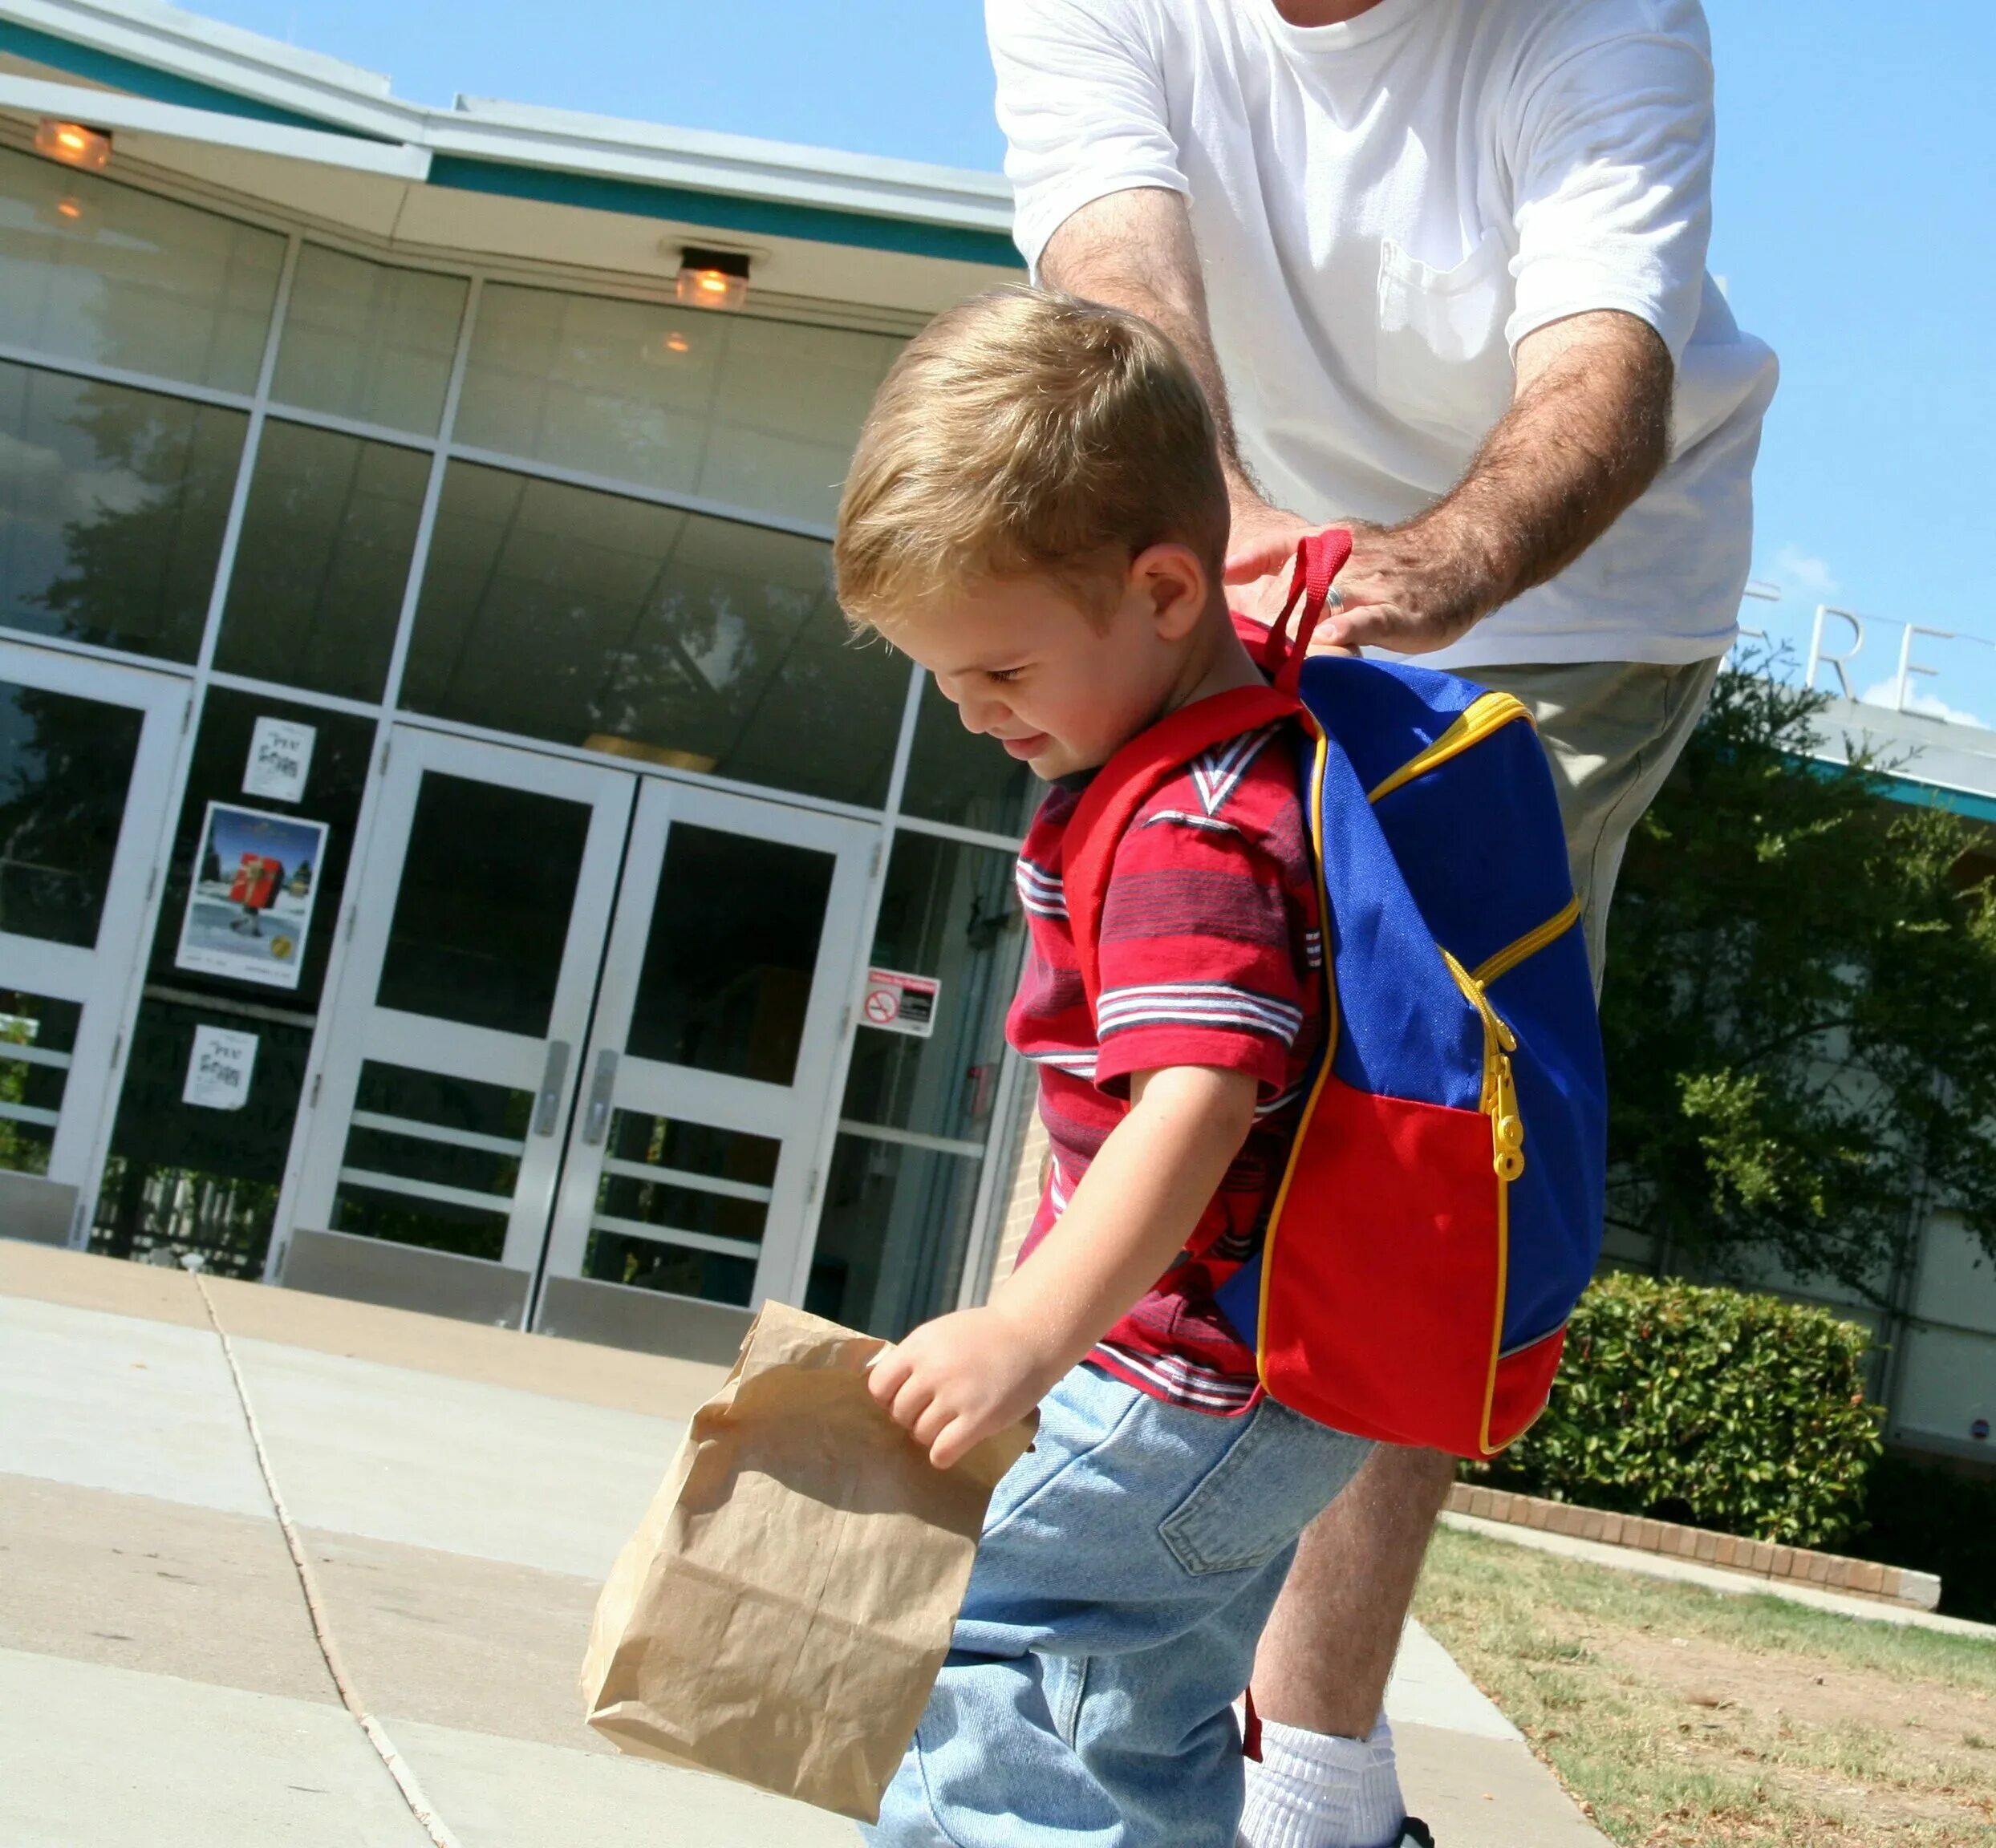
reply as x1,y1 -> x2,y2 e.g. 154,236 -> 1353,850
1446,1484 -> 1942,1611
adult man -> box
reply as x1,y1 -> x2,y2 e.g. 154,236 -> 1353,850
984,3 -> 1777,1846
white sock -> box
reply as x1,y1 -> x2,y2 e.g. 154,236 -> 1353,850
1237,1713 -> 1406,1848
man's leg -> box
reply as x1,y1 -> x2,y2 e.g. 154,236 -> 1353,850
1239,1445 -> 1453,1848
1239,657 -> 1721,1848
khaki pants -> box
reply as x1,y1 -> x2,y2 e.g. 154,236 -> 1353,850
1472,656 -> 1722,991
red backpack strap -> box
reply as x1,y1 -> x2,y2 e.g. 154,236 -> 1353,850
1064,683 -> 1300,1014
1264,527 -> 1353,696
1064,529 -> 1353,1014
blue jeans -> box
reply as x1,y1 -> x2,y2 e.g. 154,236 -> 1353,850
866,1364 -> 1373,1848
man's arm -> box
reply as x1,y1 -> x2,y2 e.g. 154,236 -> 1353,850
1043,194 -> 1675,650
1256,309 -> 1675,654
1041,188 -> 1292,575
868,1063 -> 1256,1469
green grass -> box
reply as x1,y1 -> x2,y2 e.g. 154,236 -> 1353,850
1414,1524 -> 1996,1846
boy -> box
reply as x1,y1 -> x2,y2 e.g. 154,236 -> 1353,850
834,286 -> 1372,1847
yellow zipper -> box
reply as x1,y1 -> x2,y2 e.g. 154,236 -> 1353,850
1471,897 -> 1580,988
1443,948 -> 1524,1456
1442,951 -> 1524,1182
1367,692 -> 1533,805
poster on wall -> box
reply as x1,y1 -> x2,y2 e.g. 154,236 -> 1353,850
173,802 -> 330,991
242,715 -> 315,803
182,1025 -> 258,1110
860,967 -> 940,1039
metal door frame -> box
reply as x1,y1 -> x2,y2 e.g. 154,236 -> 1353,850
0,638 -> 190,1241
537,776 -> 875,1324
283,726 -> 636,1281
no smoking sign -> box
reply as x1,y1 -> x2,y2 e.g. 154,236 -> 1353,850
860,966 -> 939,1039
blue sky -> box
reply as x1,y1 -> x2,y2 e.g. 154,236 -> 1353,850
202,0 -> 1996,724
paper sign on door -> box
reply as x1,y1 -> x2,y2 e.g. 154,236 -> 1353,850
184,1025 -> 258,1110
860,967 -> 939,1039
243,717 -> 315,803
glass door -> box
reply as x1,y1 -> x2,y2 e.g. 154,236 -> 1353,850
535,780 -> 874,1357
0,641 -> 188,1243
284,729 -> 634,1325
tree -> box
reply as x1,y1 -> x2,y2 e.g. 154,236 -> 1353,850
1600,654 -> 1996,1307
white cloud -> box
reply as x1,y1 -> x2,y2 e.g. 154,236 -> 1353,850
1857,675 -> 1987,731
1771,544 -> 1840,600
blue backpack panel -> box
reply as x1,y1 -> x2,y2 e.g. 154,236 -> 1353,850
1064,533 -> 1607,1456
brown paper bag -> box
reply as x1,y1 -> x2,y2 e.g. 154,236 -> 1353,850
580,1300 -> 1035,1822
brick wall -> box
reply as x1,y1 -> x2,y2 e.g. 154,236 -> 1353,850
986,1095 -> 1046,1292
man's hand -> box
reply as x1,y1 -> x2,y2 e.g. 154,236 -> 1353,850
869,1304 -> 1057,1472
1305,517 -> 1495,657
1219,319 -> 1677,656
1226,505 -> 1483,655
1223,496 -> 1323,630
1225,314 -> 1674,655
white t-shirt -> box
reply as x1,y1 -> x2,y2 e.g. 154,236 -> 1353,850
988,0 -> 1779,670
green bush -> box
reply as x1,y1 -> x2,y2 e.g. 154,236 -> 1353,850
1479,1273 -> 1884,1548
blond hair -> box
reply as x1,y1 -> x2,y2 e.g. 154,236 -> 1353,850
834,286 -> 1228,626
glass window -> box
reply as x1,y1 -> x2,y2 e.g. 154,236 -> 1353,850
213,419 -> 429,700
899,675 -> 1035,837
0,676 -> 144,947
270,245 -> 468,436
812,833 -> 1028,1339
626,825 -> 834,1084
0,990 -> 79,1177
144,688 -> 375,1012
0,145 -> 284,392
91,998 -> 308,1277
454,284 -> 901,528
838,834 -> 1023,1144
323,1061 -> 529,1262
374,771 -> 592,1037
583,1112 -> 779,1307
808,1135 -> 984,1339
401,463 -> 905,807
0,359 -> 246,661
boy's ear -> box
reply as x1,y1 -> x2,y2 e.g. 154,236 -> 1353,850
1130,541 -> 1211,641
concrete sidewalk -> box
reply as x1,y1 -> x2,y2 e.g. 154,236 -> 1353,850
0,1242 -> 1604,1847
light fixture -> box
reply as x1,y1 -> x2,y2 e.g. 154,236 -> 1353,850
35,119 -> 112,172
674,246 -> 750,311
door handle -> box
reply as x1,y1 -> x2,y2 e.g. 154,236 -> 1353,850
582,1048 -> 619,1146
532,1040 -> 570,1137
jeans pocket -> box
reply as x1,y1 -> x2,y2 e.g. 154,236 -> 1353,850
980,1367 -> 1148,1546
1158,1400 -> 1371,1577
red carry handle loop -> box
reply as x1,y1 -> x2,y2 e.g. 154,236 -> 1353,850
1063,532 -> 1353,1016
1264,528 -> 1353,696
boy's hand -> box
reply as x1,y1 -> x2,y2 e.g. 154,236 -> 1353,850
868,1305 -> 1057,1472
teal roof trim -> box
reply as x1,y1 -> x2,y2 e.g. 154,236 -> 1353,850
1803,754 -> 1996,827
428,154 -> 1024,270
0,18 -> 383,136
1879,776 -> 1996,828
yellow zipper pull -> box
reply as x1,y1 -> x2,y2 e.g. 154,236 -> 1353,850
1492,1052 -> 1524,1181
1442,950 -> 1525,1181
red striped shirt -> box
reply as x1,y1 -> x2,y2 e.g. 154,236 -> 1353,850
1008,721 -> 1325,1414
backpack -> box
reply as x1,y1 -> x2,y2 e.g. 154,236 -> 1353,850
1063,531 -> 1606,1457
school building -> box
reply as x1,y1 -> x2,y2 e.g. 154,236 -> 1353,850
2,0 -> 1993,1467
